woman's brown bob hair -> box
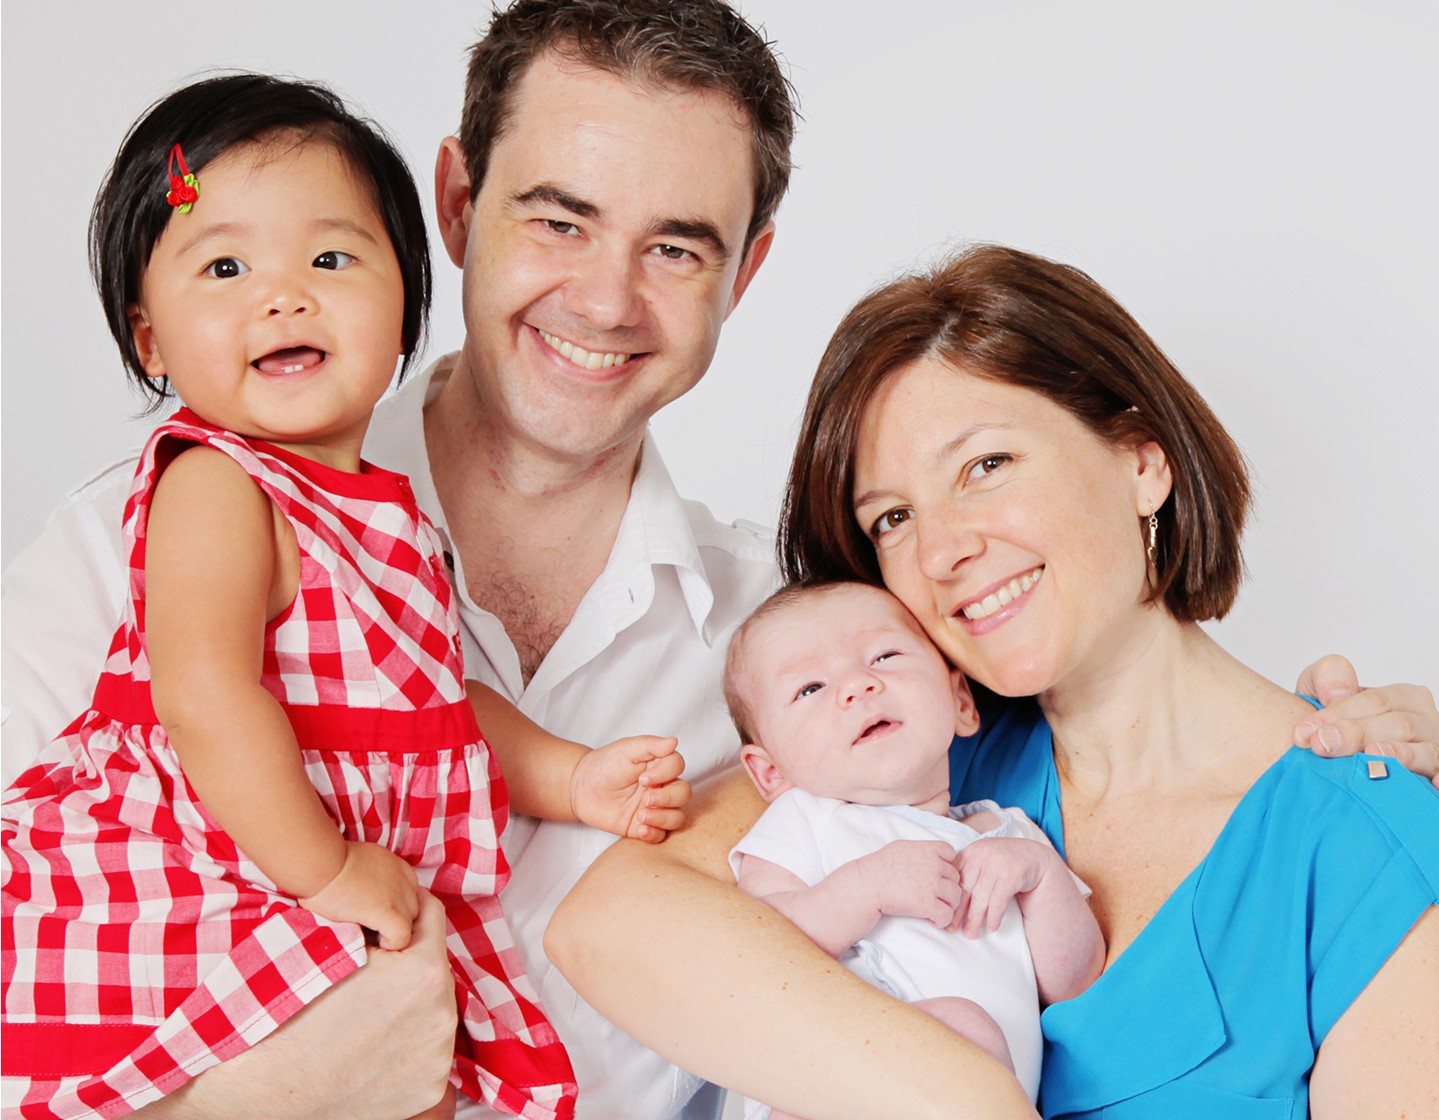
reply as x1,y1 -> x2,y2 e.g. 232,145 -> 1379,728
778,245 -> 1251,624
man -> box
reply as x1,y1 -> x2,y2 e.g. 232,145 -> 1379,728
3,3 -> 790,1118
4,2 -> 1433,1118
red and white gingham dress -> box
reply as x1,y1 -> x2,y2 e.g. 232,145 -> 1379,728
2,410 -> 577,1119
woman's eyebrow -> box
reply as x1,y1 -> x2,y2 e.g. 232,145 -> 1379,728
852,422 -> 1013,509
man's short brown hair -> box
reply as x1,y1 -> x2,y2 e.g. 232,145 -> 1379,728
460,0 -> 797,251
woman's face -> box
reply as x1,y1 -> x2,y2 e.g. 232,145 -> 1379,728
851,356 -> 1170,699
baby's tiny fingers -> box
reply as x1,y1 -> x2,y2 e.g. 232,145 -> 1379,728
640,807 -> 686,833
646,779 -> 692,809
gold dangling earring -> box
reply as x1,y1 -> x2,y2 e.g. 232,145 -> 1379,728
1146,511 -> 1159,563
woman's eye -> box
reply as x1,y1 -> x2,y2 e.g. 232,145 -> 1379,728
967,454 -> 1012,481
313,250 -> 355,271
870,507 -> 913,538
794,682 -> 823,701
203,257 -> 248,279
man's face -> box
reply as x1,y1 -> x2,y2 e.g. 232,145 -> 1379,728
442,53 -> 772,467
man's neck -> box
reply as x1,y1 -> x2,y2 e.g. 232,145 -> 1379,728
422,354 -> 641,684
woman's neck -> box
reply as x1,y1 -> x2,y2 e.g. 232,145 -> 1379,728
1038,616 -> 1303,804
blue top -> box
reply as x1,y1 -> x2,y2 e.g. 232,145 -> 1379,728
952,698 -> 1439,1119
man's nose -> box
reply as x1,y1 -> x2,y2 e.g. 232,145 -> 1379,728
564,244 -> 644,331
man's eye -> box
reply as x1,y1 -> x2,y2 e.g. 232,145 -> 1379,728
968,454 -> 1012,481
870,508 -> 913,538
794,682 -> 823,700
204,258 -> 249,279
543,219 -> 580,236
651,244 -> 694,262
313,250 -> 355,270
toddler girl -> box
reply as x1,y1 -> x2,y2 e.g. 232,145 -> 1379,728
1,73 -> 688,1120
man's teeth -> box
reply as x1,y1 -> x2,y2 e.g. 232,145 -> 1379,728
962,567 -> 1043,621
537,329 -> 630,371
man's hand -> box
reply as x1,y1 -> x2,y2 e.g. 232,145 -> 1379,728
133,891 -> 457,1120
853,839 -> 965,929
298,841 -> 421,949
952,837 -> 1058,939
570,736 -> 691,842
1294,655 -> 1439,789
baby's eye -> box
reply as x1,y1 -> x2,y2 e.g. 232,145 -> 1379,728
794,682 -> 823,701
204,257 -> 249,279
967,454 -> 1012,481
873,650 -> 901,664
313,251 -> 355,271
869,507 -> 913,538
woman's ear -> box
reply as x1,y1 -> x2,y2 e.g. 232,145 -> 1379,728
127,305 -> 167,380
740,743 -> 792,802
1134,439 -> 1173,516
953,669 -> 981,737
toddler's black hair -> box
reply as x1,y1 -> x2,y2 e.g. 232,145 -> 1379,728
89,72 -> 432,407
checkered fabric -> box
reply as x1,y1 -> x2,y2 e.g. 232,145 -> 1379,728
2,410 -> 576,1119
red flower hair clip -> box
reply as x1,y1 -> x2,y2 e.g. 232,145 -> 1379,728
165,144 -> 199,213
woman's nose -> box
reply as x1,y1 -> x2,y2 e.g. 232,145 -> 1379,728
915,507 -> 982,581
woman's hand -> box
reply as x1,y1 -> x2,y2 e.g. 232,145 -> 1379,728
298,841 -> 422,949
1294,655 -> 1439,788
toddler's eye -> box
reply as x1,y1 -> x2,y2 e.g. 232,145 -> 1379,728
313,251 -> 355,270
204,258 -> 248,279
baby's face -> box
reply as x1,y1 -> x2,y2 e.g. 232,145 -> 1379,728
737,584 -> 969,806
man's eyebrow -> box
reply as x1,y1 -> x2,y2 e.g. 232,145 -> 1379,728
649,217 -> 731,264
510,183 -> 600,219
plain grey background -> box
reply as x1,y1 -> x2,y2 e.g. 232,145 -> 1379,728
3,1 -> 1436,697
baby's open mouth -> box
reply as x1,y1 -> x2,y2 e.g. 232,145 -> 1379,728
855,719 -> 894,744
254,346 -> 325,374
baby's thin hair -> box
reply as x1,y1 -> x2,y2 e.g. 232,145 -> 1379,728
723,578 -> 853,746
89,72 -> 432,409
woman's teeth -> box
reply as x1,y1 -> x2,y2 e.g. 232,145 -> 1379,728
538,329 -> 630,371
962,567 -> 1043,621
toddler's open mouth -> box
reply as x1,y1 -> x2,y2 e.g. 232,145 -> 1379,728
253,346 -> 326,374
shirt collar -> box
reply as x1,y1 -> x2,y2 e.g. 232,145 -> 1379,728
363,352 -> 719,642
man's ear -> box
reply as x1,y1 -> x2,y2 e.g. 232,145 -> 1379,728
952,669 -> 981,738
434,136 -> 474,270
740,742 -> 792,802
723,222 -> 775,318
127,305 -> 166,380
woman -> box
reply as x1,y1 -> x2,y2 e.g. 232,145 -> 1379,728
549,246 -> 1438,1118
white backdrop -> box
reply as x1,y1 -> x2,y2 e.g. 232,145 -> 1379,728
3,1 -> 1436,689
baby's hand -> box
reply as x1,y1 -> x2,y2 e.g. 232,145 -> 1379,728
298,840 -> 422,949
952,837 -> 1057,939
855,839 -> 964,929
570,736 -> 690,842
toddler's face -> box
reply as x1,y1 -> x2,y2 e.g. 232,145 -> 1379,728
737,584 -> 976,807
129,139 -> 406,467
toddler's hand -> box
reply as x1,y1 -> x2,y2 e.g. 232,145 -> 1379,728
298,840 -> 422,949
952,837 -> 1057,938
855,839 -> 964,929
570,735 -> 690,842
